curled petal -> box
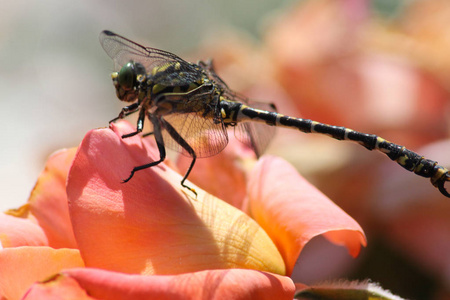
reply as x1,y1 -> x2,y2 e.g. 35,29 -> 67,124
25,268 -> 295,300
0,246 -> 84,300
247,156 -> 367,275
0,213 -> 48,248
67,121 -> 285,275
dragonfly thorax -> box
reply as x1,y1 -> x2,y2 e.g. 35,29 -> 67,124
148,62 -> 206,96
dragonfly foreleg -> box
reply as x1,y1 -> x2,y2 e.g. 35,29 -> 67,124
109,102 -> 140,123
121,107 -> 147,139
122,114 -> 166,183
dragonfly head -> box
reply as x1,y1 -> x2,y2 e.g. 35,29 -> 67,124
112,61 -> 146,102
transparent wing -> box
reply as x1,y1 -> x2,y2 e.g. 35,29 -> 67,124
197,60 -> 275,156
157,90 -> 229,158
99,30 -> 201,85
198,59 -> 230,90
230,93 -> 277,157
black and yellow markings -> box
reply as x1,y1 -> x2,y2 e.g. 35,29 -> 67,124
234,104 -> 279,126
219,99 -> 450,197
151,61 -> 182,76
151,83 -> 192,95
149,62 -> 204,96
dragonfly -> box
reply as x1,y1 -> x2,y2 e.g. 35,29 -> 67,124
99,30 -> 450,198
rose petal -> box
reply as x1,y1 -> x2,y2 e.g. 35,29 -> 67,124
4,148 -> 78,249
67,120 -> 285,275
25,268 -> 295,300
0,246 -> 84,300
23,274 -> 95,300
247,156 -> 367,275
29,148 -> 78,249
0,213 -> 48,248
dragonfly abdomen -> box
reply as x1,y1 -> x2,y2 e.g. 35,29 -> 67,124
234,104 -> 380,147
231,103 -> 450,196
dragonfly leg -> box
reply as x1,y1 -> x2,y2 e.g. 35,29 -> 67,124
121,108 -> 146,139
122,114 -> 166,183
142,132 -> 154,137
109,102 -> 140,123
161,118 -> 198,197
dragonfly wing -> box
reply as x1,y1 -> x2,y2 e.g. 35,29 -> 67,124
99,30 -> 201,84
157,92 -> 229,158
232,95 -> 277,157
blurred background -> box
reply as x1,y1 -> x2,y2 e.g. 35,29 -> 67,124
2,0 -> 450,298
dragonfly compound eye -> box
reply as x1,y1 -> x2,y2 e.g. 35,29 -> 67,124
118,62 -> 136,91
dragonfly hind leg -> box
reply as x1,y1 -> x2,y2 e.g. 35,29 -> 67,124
161,118 -> 198,197
142,131 -> 154,137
